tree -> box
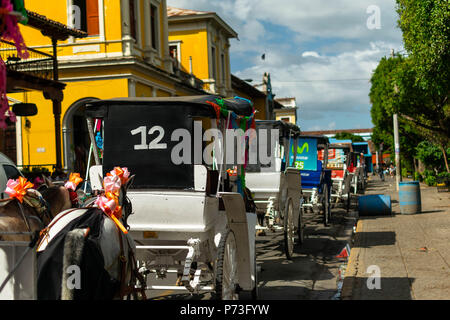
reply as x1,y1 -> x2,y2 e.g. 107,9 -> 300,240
333,132 -> 365,142
369,55 -> 423,171
396,0 -> 450,171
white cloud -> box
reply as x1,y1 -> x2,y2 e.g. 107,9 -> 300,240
302,51 -> 321,58
167,0 -> 404,130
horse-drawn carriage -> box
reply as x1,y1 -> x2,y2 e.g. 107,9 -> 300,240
296,135 -> 333,226
246,120 -> 303,260
352,142 -> 371,193
327,139 -> 354,212
84,95 -> 258,299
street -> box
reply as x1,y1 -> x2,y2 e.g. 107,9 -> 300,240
147,198 -> 357,300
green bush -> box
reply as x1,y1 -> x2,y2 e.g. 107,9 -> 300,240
422,169 -> 435,179
436,172 -> 450,185
414,172 -> 422,182
424,175 -> 437,186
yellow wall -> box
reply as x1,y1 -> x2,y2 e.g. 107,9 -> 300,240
12,78 -> 128,168
20,0 -> 122,56
275,110 -> 296,124
20,1 -> 168,68
169,29 -> 209,78
9,1 -> 197,169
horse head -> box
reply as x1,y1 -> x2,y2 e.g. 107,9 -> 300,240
118,174 -> 135,230
37,175 -> 73,220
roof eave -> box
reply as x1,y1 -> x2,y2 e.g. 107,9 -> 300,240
168,13 -> 238,39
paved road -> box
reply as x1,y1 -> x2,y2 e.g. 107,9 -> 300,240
146,196 -> 357,300
256,201 -> 356,300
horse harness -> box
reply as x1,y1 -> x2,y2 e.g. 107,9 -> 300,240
116,227 -> 147,300
0,193 -> 52,234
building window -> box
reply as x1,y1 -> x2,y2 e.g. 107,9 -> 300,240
211,46 -> 217,80
150,3 -> 159,50
169,42 -> 180,62
129,0 -> 138,41
72,0 -> 100,36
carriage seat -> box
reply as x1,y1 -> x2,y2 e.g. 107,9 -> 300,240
300,160 -> 323,190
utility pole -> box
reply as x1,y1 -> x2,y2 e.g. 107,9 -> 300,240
391,49 -> 402,190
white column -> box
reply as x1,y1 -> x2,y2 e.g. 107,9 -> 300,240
161,0 -> 172,73
99,0 -> 105,41
121,0 -> 133,56
128,78 -> 136,97
15,116 -> 23,166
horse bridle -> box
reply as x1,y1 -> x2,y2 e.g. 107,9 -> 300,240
17,190 -> 54,232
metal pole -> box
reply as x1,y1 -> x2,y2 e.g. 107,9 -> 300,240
393,113 -> 402,190
391,49 -> 402,190
86,118 -> 100,165
376,150 -> 379,172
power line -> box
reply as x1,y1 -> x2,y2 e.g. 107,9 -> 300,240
274,79 -> 370,83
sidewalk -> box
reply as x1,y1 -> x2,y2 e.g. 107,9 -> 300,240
341,175 -> 450,300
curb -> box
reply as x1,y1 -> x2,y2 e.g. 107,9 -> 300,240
340,219 -> 363,300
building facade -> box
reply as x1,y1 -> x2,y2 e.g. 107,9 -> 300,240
167,6 -> 236,97
10,0 -> 205,173
274,97 -> 297,124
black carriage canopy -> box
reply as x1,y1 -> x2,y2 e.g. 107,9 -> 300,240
84,95 -> 254,190
255,120 -> 301,139
246,120 -> 301,172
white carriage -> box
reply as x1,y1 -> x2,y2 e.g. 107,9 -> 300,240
0,235 -> 38,300
85,96 -> 258,299
245,120 -> 303,260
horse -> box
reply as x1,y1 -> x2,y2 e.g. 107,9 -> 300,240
35,174 -> 146,300
0,184 -> 72,242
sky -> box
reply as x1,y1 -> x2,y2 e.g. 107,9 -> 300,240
167,0 -> 405,131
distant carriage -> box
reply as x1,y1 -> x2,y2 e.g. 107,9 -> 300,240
327,139 -> 354,212
297,135 -> 333,226
246,120 -> 303,260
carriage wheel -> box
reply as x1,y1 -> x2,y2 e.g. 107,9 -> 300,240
239,252 -> 259,300
297,203 -> 305,245
283,199 -> 295,260
346,189 -> 352,213
215,229 -> 239,300
322,184 -> 331,227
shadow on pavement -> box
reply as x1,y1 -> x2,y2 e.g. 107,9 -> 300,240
352,231 -> 396,248
257,285 -> 336,300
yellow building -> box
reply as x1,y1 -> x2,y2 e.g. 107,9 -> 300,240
167,6 -> 275,121
274,97 -> 298,124
167,6 -> 237,97
11,0 -> 206,173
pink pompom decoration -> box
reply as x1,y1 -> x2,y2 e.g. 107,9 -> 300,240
103,175 -> 121,194
1,0 -> 29,59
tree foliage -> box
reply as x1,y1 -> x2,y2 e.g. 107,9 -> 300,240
369,1 -> 450,172
396,0 -> 450,104
415,141 -> 448,172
